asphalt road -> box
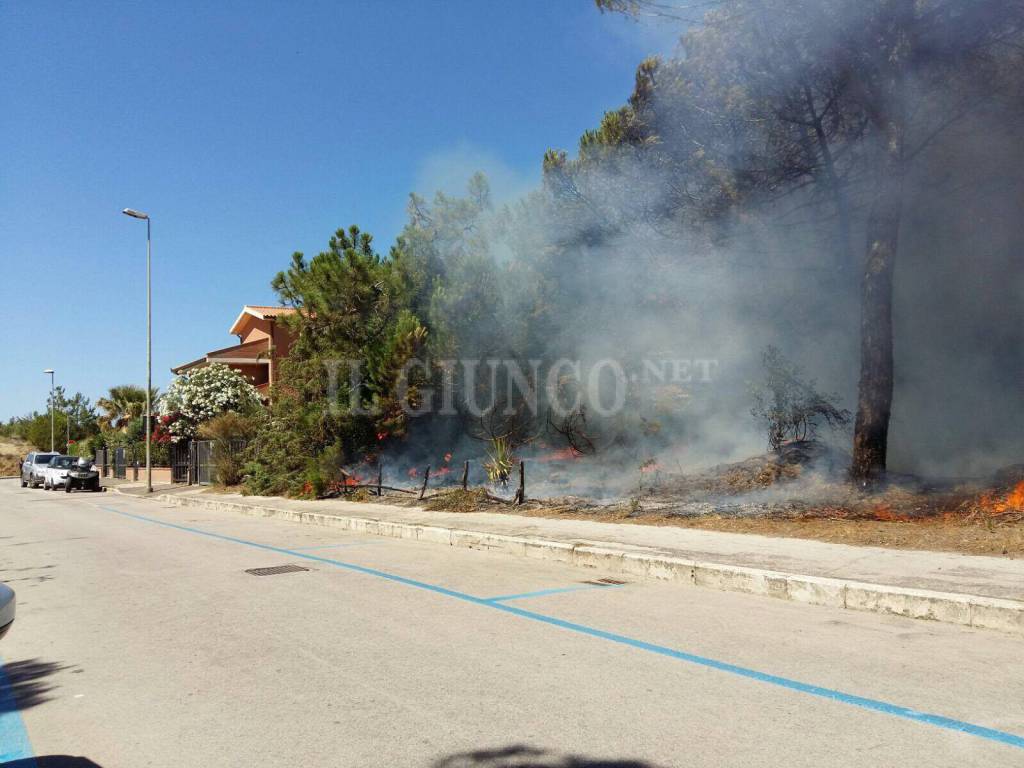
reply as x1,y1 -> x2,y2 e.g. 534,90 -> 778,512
0,479 -> 1022,767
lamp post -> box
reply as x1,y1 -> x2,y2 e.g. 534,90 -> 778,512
122,208 -> 152,493
43,369 -> 54,452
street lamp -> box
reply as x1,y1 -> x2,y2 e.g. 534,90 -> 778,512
43,369 -> 54,452
122,208 -> 152,493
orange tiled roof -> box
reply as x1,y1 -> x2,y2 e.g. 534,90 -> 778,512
244,305 -> 298,316
228,305 -> 299,335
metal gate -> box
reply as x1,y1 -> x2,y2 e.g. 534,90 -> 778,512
93,448 -> 108,478
171,441 -> 191,483
113,447 -> 128,480
196,440 -> 215,485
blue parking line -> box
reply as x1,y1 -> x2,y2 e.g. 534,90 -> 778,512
486,584 -> 623,602
0,657 -> 36,764
98,504 -> 1024,752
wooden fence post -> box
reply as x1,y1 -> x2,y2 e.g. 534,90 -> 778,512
514,460 -> 525,504
461,460 -> 469,490
419,465 -> 430,500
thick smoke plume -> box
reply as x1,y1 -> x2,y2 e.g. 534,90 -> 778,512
282,1 -> 1024,501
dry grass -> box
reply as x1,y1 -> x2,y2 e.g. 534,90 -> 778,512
514,477 -> 1024,557
426,451 -> 1024,557
424,488 -> 494,513
346,481 -> 1024,556
0,437 -> 31,476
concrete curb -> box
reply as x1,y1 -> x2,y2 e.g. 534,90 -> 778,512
146,490 -> 1024,635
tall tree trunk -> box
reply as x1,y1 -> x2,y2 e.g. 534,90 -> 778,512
851,125 -> 904,483
848,0 -> 914,484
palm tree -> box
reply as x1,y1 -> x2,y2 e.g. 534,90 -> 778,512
97,385 -> 159,431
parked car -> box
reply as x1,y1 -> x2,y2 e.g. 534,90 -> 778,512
43,455 -> 78,490
64,457 -> 102,493
0,582 -> 13,640
21,451 -> 58,488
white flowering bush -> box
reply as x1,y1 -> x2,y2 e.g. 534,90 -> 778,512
159,363 -> 261,440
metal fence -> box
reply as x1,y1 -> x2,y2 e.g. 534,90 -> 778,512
171,441 -> 191,483
168,439 -> 247,485
93,448 -> 108,477
113,447 -> 128,480
196,440 -> 215,485
112,446 -> 143,481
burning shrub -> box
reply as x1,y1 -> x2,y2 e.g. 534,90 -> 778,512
547,406 -> 596,456
750,346 -> 850,452
484,435 -> 515,487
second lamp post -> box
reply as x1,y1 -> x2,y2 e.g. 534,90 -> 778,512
122,208 -> 153,493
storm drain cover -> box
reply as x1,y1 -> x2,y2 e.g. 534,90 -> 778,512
245,564 -> 310,577
582,577 -> 628,586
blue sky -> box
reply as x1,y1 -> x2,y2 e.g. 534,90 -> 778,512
0,1 -> 676,420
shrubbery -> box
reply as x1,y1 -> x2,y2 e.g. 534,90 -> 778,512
199,411 -> 262,486
244,226 -> 430,497
750,346 -> 850,452
160,364 -> 261,441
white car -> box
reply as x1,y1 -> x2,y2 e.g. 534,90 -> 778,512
21,451 -> 59,488
0,582 -> 14,640
42,455 -> 78,490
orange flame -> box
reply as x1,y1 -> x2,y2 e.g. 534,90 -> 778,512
977,480 -> 1024,515
872,503 -> 897,521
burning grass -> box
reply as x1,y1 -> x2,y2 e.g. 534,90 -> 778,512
521,473 -> 1024,557
314,440 -> 1024,557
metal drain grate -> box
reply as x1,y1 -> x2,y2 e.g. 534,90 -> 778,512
245,564 -> 310,577
582,577 -> 628,586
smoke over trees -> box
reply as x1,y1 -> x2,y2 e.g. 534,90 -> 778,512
246,0 -> 1024,496
589,0 -> 1024,482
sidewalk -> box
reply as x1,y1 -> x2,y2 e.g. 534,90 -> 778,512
117,484 -> 1024,633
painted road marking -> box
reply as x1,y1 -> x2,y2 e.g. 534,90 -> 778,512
289,542 -> 381,551
485,584 -> 624,602
0,657 -> 36,764
97,503 -> 1024,751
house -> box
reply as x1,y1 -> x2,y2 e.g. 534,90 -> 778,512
171,305 -> 298,399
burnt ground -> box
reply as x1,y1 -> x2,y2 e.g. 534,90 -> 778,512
336,441 -> 1024,558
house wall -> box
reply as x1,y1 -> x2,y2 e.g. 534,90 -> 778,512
232,315 -> 296,378
175,310 -> 297,400
239,324 -> 272,344
269,321 -> 295,386
272,322 -> 294,357
228,362 -> 269,388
